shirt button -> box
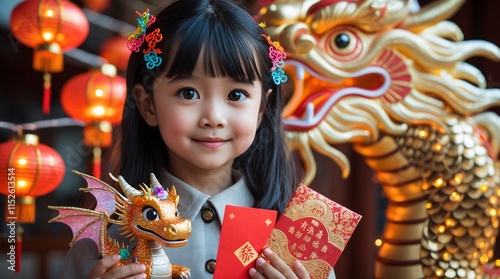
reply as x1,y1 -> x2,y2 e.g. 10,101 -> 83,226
201,207 -> 216,223
205,259 -> 216,273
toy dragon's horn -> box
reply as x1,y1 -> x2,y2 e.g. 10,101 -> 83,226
110,174 -> 141,200
150,173 -> 161,187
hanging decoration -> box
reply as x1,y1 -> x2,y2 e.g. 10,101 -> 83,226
60,64 -> 126,179
99,36 -> 130,73
0,133 -> 65,272
9,0 -> 89,114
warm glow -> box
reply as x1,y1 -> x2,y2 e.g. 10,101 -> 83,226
375,239 -> 383,247
479,241 -> 485,248
418,129 -> 428,139
480,254 -> 489,264
489,208 -> 497,217
45,9 -> 54,17
18,180 -> 26,187
494,259 -> 500,267
450,192 -> 461,202
445,218 -> 456,227
437,225 -> 446,234
95,89 -> 104,97
42,32 -> 54,41
18,158 -> 27,165
432,143 -> 442,151
426,202 -> 432,209
441,252 -> 451,261
433,177 -> 445,188
490,196 -> 497,205
92,106 -> 105,116
453,173 -> 463,184
480,183 -> 489,193
435,268 -> 444,277
422,182 -> 430,190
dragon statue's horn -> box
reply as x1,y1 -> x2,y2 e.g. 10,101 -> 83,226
169,186 -> 179,207
150,173 -> 161,187
115,175 -> 141,200
399,0 -> 466,32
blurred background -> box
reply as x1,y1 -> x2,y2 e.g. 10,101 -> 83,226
0,0 -> 499,278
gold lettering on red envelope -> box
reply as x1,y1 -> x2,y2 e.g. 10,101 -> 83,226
214,205 -> 277,279
266,184 -> 362,279
234,241 -> 258,266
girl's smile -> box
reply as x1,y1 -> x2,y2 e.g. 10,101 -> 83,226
193,137 -> 229,149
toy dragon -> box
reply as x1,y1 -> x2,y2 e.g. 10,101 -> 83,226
49,171 -> 192,279
257,0 -> 500,278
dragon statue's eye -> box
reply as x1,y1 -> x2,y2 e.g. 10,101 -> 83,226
335,33 -> 350,48
143,206 -> 159,221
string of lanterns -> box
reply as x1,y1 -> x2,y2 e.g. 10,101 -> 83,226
2,0 -> 131,273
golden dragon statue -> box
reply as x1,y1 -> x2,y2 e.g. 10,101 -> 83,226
49,171 -> 192,279
257,0 -> 500,278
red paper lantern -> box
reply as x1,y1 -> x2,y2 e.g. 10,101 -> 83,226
10,0 -> 89,114
61,64 -> 126,178
0,133 -> 65,223
83,0 -> 110,12
99,36 -> 130,73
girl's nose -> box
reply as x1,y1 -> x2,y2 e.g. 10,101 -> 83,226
199,102 -> 227,128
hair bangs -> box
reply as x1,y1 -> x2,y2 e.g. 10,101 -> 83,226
166,7 -> 263,83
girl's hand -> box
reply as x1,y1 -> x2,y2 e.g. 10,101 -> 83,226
87,254 -> 147,279
249,248 -> 310,279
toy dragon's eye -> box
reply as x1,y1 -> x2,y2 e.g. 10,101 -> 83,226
143,206 -> 159,221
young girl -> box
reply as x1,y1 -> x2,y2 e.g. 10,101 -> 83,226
57,0 -> 335,278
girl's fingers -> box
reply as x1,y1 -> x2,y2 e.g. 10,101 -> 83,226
87,254 -> 146,279
293,260 -> 310,279
249,248 -> 299,279
87,255 -> 121,279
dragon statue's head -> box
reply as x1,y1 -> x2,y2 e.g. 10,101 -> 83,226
258,0 -> 500,184
113,174 -> 192,248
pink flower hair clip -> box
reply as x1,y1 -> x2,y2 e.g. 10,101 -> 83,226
259,23 -> 288,85
128,9 -> 163,70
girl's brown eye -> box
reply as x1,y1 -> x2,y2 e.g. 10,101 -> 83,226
177,88 -> 199,100
228,90 -> 248,101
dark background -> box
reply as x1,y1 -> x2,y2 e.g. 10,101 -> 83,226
0,0 -> 499,278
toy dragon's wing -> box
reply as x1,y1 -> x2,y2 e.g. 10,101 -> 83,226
75,170 -> 121,216
48,206 -> 107,255
48,171 -> 123,256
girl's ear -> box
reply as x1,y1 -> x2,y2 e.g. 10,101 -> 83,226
258,89 -> 272,125
134,84 -> 158,126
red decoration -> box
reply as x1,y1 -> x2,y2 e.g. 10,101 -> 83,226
83,0 -> 110,12
0,133 -> 65,223
10,0 -> 89,114
100,36 -> 130,73
61,64 -> 126,178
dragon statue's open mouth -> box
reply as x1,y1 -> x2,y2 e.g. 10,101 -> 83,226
283,52 -> 409,131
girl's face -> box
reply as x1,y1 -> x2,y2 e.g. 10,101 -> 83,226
150,56 -> 264,177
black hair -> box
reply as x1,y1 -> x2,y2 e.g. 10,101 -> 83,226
115,0 -> 297,214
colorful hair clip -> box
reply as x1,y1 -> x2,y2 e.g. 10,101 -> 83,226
128,9 -> 163,70
260,31 -> 288,85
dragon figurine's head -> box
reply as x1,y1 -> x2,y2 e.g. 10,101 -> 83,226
257,0 -> 500,183
113,174 -> 192,248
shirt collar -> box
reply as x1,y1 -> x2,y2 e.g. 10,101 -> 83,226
161,170 -> 255,223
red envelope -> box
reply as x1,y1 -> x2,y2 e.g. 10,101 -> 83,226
214,205 -> 277,279
266,184 -> 362,279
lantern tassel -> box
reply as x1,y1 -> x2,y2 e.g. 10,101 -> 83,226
93,147 -> 101,179
15,226 -> 23,273
43,72 -> 52,115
